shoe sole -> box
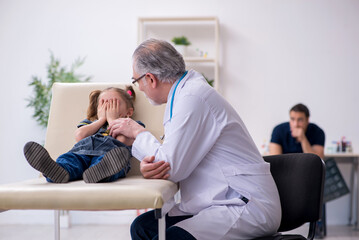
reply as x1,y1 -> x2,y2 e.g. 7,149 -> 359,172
83,147 -> 130,183
23,141 -> 69,183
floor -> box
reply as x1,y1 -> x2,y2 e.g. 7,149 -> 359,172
0,224 -> 131,240
284,224 -> 359,240
0,224 -> 359,240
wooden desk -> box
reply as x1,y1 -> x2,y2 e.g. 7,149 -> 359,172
325,153 -> 359,229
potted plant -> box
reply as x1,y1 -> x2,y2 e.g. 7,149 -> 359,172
171,36 -> 191,56
27,51 -> 91,128
202,73 -> 214,87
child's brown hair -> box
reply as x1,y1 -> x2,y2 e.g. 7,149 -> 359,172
86,86 -> 136,121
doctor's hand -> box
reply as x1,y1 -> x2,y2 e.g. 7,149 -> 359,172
108,118 -> 146,139
140,156 -> 170,179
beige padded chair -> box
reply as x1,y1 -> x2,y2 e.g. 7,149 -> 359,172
0,82 -> 178,240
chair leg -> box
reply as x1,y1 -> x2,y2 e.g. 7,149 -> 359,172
322,204 -> 327,236
54,210 -> 60,240
158,215 -> 166,240
308,222 -> 316,240
155,208 -> 166,240
349,160 -> 355,225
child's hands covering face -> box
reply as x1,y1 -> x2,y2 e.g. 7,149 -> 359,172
97,99 -> 107,121
106,98 -> 121,123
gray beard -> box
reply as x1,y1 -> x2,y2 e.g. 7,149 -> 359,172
144,93 -> 161,106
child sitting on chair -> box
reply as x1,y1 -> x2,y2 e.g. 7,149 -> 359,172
23,86 -> 144,183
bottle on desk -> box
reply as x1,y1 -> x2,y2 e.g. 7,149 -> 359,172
341,136 -> 347,152
336,141 -> 341,152
260,139 -> 269,156
346,141 -> 353,153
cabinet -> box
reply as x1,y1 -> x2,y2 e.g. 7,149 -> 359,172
137,17 -> 220,91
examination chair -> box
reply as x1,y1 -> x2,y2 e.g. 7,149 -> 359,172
0,82 -> 178,240
254,153 -> 325,240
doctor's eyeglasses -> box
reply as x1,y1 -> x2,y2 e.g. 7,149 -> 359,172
131,74 -> 146,87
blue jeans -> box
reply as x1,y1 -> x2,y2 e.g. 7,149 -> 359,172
131,210 -> 196,240
46,152 -> 127,183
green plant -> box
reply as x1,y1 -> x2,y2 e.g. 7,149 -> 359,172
171,36 -> 191,46
202,73 -> 214,87
27,52 -> 91,128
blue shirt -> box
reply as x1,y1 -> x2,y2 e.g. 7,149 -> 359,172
270,122 -> 325,154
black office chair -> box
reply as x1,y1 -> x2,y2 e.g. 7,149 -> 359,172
254,153 -> 325,240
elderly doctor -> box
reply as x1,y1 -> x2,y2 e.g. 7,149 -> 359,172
108,39 -> 281,240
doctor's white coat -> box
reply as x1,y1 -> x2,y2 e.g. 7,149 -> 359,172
132,70 -> 281,239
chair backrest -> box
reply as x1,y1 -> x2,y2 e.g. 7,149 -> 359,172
44,82 -> 165,176
263,153 -> 325,232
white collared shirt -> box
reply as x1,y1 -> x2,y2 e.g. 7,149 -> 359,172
132,70 -> 281,239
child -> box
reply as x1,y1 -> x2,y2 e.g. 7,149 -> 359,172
23,86 -> 144,183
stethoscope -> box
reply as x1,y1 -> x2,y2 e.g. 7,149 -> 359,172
160,71 -> 188,141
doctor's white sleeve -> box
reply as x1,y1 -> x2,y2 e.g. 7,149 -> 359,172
132,94 -> 221,183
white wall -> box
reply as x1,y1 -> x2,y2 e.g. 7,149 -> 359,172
1,0 -> 358,226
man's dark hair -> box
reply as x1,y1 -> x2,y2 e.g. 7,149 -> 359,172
290,103 -> 310,118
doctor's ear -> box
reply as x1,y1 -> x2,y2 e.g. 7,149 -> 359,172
146,73 -> 159,88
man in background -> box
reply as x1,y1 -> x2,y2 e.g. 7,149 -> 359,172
269,103 -> 325,159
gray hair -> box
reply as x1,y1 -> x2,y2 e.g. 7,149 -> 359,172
132,39 -> 186,83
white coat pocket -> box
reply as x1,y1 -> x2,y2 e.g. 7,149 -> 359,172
221,162 -> 272,202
